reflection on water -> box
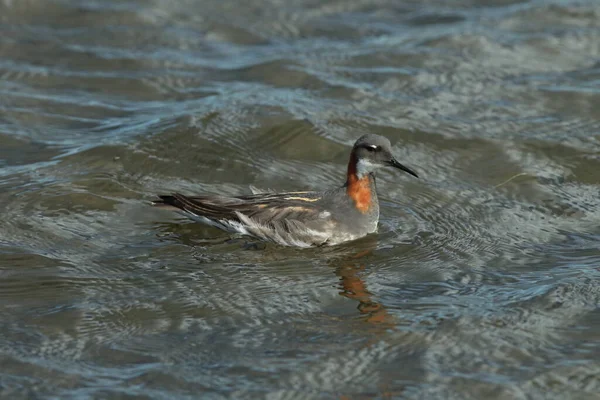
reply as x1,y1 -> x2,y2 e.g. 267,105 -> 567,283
333,243 -> 394,326
1,0 -> 600,398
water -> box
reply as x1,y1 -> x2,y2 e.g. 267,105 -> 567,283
1,0 -> 600,398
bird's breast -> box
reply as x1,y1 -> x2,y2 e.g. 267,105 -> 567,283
346,173 -> 373,213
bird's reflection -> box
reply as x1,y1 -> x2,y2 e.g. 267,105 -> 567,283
327,236 -> 393,326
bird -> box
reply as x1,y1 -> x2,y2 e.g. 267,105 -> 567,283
153,134 -> 418,247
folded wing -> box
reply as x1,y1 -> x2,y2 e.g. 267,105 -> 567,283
153,192 -> 335,247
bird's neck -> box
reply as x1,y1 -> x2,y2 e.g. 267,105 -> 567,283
345,153 -> 376,213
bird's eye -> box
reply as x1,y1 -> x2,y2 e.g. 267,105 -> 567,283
365,145 -> 379,152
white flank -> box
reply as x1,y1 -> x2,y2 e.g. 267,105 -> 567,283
318,211 -> 331,218
179,210 -> 339,247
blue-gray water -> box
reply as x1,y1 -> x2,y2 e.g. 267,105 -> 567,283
1,0 -> 600,398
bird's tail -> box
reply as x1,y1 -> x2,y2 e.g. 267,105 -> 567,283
151,195 -> 183,211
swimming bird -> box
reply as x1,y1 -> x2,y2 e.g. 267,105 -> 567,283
153,134 -> 418,247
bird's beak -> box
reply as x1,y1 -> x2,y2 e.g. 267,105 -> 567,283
388,158 -> 418,178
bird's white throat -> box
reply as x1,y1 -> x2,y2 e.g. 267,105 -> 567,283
355,159 -> 378,178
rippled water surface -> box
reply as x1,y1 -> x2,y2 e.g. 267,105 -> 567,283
2,0 -> 600,398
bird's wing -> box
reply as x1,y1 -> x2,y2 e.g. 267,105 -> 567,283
154,191 -> 324,221
154,192 -> 334,247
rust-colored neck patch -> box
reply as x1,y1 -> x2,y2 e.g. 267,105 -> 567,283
346,152 -> 372,213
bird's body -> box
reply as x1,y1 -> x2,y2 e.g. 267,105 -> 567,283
153,134 -> 417,247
